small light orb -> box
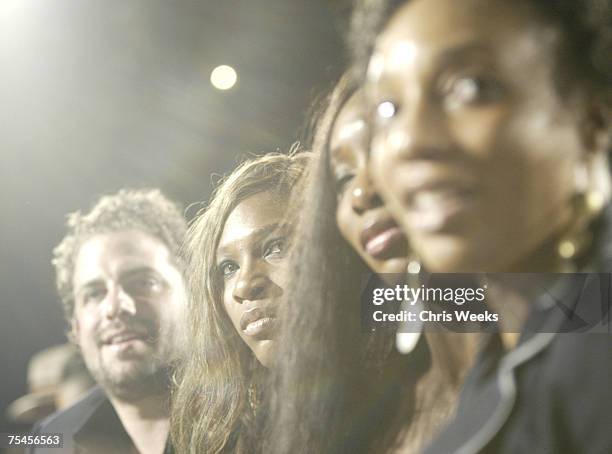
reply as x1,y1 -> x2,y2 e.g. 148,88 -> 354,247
210,65 -> 237,90
377,101 -> 396,119
407,260 -> 421,275
558,240 -> 576,259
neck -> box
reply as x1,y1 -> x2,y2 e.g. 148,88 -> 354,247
508,229 -> 565,273
484,273 -> 558,350
108,391 -> 169,454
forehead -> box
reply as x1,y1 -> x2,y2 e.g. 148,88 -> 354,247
219,191 -> 287,249
374,0 -> 555,75
73,230 -> 174,286
331,92 -> 367,144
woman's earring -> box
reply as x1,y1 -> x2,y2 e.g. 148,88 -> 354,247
396,255 -> 424,354
557,190 -> 605,271
248,381 -> 260,412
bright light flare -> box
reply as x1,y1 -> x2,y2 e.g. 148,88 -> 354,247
210,65 -> 237,90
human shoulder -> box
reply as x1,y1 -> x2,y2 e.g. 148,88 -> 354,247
29,386 -> 107,453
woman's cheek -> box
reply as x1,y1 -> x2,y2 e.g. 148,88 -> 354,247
448,107 -> 509,158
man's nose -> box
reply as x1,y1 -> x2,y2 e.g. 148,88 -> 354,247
102,285 -> 136,319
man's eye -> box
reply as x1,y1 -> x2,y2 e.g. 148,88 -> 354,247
133,277 -> 163,294
219,261 -> 239,278
121,275 -> 165,298
444,76 -> 502,110
264,238 -> 287,260
82,288 -> 106,304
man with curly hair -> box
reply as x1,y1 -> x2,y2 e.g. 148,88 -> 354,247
31,189 -> 187,454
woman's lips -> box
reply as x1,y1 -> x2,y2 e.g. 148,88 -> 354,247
240,307 -> 277,339
244,317 -> 276,337
407,186 -> 477,232
361,218 -> 407,260
365,227 -> 405,258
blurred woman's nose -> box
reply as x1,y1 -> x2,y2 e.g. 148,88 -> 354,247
349,169 -> 383,215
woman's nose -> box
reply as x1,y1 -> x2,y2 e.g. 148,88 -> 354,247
232,265 -> 268,303
349,170 -> 382,215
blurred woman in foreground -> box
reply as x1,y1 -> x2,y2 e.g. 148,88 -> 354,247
350,0 -> 612,452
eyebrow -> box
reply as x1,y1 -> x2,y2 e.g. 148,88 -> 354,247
217,222 -> 288,256
74,266 -> 160,294
433,41 -> 494,68
374,40 -> 494,86
74,279 -> 106,301
120,266 -> 160,280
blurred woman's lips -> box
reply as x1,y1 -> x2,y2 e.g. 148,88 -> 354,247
406,184 -> 478,232
361,217 -> 407,260
394,164 -> 479,232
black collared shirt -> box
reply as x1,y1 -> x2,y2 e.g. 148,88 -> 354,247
424,273 -> 612,454
30,387 -> 172,454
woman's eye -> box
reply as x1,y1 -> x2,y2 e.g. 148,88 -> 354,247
444,76 -> 502,110
219,261 -> 239,278
376,100 -> 398,120
264,238 -> 287,260
335,173 -> 355,195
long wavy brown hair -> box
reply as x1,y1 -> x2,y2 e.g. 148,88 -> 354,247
171,150 -> 310,454
266,75 -> 474,454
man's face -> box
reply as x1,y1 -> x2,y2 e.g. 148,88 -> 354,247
71,230 -> 185,400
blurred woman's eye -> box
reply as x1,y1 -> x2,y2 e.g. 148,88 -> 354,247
219,260 -> 239,279
443,76 -> 503,110
335,172 -> 355,196
264,238 -> 287,260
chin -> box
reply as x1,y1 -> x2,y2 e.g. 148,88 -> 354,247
417,236 -> 490,273
254,340 -> 276,369
377,258 -> 409,285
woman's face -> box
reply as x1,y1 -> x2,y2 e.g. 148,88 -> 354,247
217,190 -> 290,368
331,90 -> 409,276
366,0 -> 595,273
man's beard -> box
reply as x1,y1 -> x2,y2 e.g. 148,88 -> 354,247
85,317 -> 178,402
89,349 -> 172,401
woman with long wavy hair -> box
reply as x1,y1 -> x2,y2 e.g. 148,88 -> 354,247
171,151 -> 309,454
267,75 -> 474,454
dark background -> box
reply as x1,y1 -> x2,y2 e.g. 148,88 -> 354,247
0,0 -> 345,434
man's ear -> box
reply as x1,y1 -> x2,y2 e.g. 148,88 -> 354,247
69,316 -> 80,346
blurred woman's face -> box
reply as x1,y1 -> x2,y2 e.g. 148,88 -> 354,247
217,191 -> 290,368
331,90 -> 409,276
366,0 -> 592,273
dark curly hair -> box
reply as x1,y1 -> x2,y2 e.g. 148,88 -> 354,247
52,189 -> 187,324
349,0 -> 612,92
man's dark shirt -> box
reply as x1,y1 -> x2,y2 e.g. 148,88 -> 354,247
29,386 -> 172,454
